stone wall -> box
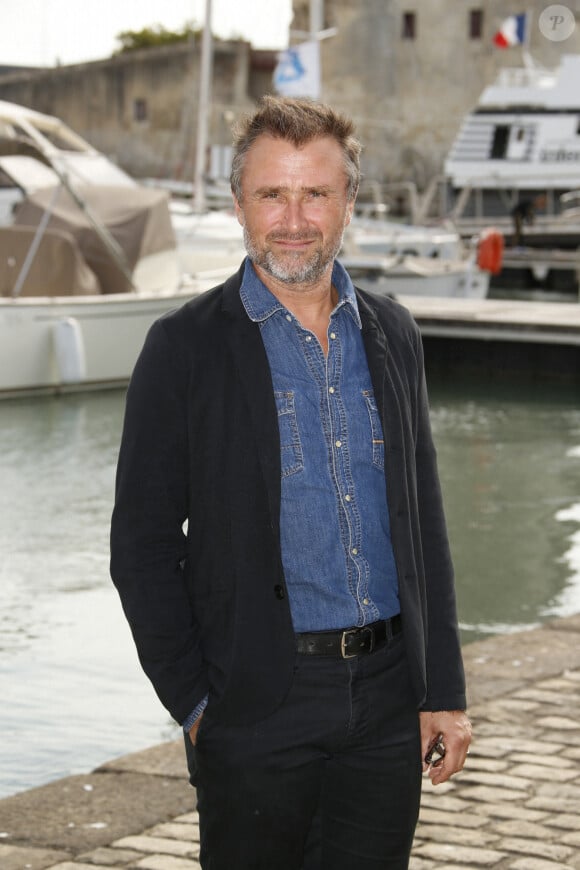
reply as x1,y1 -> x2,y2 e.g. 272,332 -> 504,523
0,40 -> 255,181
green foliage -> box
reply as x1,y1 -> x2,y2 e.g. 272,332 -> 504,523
114,22 -> 203,54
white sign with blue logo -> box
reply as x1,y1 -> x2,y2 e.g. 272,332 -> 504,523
273,41 -> 321,99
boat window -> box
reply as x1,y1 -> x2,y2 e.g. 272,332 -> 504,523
30,120 -> 88,153
0,120 -> 17,139
402,12 -> 416,39
469,9 -> 484,39
490,125 -> 510,159
0,120 -> 33,143
577,118 -> 580,135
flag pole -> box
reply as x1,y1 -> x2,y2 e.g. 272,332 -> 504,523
522,7 -> 534,70
275,0 -> 336,98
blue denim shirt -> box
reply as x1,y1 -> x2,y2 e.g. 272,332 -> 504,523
183,258 -> 400,731
240,258 -> 400,632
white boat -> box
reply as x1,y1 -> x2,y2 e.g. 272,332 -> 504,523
0,102 -> 237,398
0,185 -> 223,397
340,216 -> 500,300
0,282 -> 219,398
339,252 -> 490,300
343,215 -> 463,261
170,201 -> 246,275
423,55 -> 580,296
440,54 -> 580,245
446,55 -> 580,193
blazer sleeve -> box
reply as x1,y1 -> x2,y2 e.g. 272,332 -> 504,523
412,329 -> 467,712
110,318 -> 209,725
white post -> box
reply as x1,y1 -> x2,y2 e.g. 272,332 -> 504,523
193,0 -> 213,214
310,0 -> 324,37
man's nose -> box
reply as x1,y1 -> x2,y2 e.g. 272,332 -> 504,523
283,197 -> 308,230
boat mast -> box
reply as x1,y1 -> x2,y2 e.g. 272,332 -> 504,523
193,0 -> 213,214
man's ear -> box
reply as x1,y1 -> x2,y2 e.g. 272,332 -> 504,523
344,198 -> 355,228
233,194 -> 244,227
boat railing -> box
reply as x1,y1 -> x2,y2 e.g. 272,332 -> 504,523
10,183 -> 62,298
560,190 -> 580,220
356,180 -> 421,223
413,175 -> 452,225
492,66 -> 555,89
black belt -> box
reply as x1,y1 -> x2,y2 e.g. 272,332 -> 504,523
296,615 -> 402,659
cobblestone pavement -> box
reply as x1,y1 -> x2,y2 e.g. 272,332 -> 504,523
411,666 -> 580,870
2,616 -> 580,870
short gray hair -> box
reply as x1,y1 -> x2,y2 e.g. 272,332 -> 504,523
230,96 -> 361,202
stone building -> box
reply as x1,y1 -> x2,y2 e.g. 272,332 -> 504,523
292,0 -> 580,189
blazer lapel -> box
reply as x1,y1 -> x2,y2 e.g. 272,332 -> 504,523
222,272 -> 281,533
357,290 -> 389,418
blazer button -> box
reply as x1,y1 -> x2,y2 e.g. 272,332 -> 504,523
274,584 -> 285,600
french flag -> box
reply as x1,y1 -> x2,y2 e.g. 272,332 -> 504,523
493,13 -> 527,47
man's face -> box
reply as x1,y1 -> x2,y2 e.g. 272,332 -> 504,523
233,134 -> 355,286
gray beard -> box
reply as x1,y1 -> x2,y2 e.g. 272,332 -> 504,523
243,227 -> 344,285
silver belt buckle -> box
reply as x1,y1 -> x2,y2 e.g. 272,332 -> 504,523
340,626 -> 374,658
340,628 -> 358,659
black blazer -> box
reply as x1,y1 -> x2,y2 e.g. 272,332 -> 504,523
110,263 -> 466,727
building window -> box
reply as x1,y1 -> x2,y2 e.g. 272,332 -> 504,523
133,98 -> 148,123
469,9 -> 484,39
402,12 -> 416,40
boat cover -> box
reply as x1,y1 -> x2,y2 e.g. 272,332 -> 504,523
13,184 -> 176,294
0,225 -> 100,297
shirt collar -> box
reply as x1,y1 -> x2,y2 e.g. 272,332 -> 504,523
239,257 -> 362,330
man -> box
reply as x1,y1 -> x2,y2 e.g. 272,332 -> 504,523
111,96 -> 471,870
510,194 -> 546,247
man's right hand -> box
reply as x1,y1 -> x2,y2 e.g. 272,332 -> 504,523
189,713 -> 204,746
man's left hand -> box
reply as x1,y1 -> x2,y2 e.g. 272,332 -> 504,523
419,709 -> 472,785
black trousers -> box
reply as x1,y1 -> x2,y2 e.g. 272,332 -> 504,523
185,632 -> 422,870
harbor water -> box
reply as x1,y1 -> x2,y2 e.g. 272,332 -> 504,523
1,379 -> 579,799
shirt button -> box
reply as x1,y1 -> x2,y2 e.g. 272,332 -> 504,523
363,598 -> 370,605
330,332 -> 337,340
335,440 -> 342,448
345,494 -> 351,502
352,547 -> 358,555
305,335 -> 312,342
329,386 -> 335,394
286,314 -> 292,322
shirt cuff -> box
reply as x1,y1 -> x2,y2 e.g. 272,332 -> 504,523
182,696 -> 208,733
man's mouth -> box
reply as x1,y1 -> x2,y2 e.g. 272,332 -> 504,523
269,235 -> 318,248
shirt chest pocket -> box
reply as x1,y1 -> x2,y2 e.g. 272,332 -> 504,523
275,391 -> 304,477
363,390 -> 385,471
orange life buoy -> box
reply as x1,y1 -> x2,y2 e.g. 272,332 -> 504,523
477,228 -> 504,275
